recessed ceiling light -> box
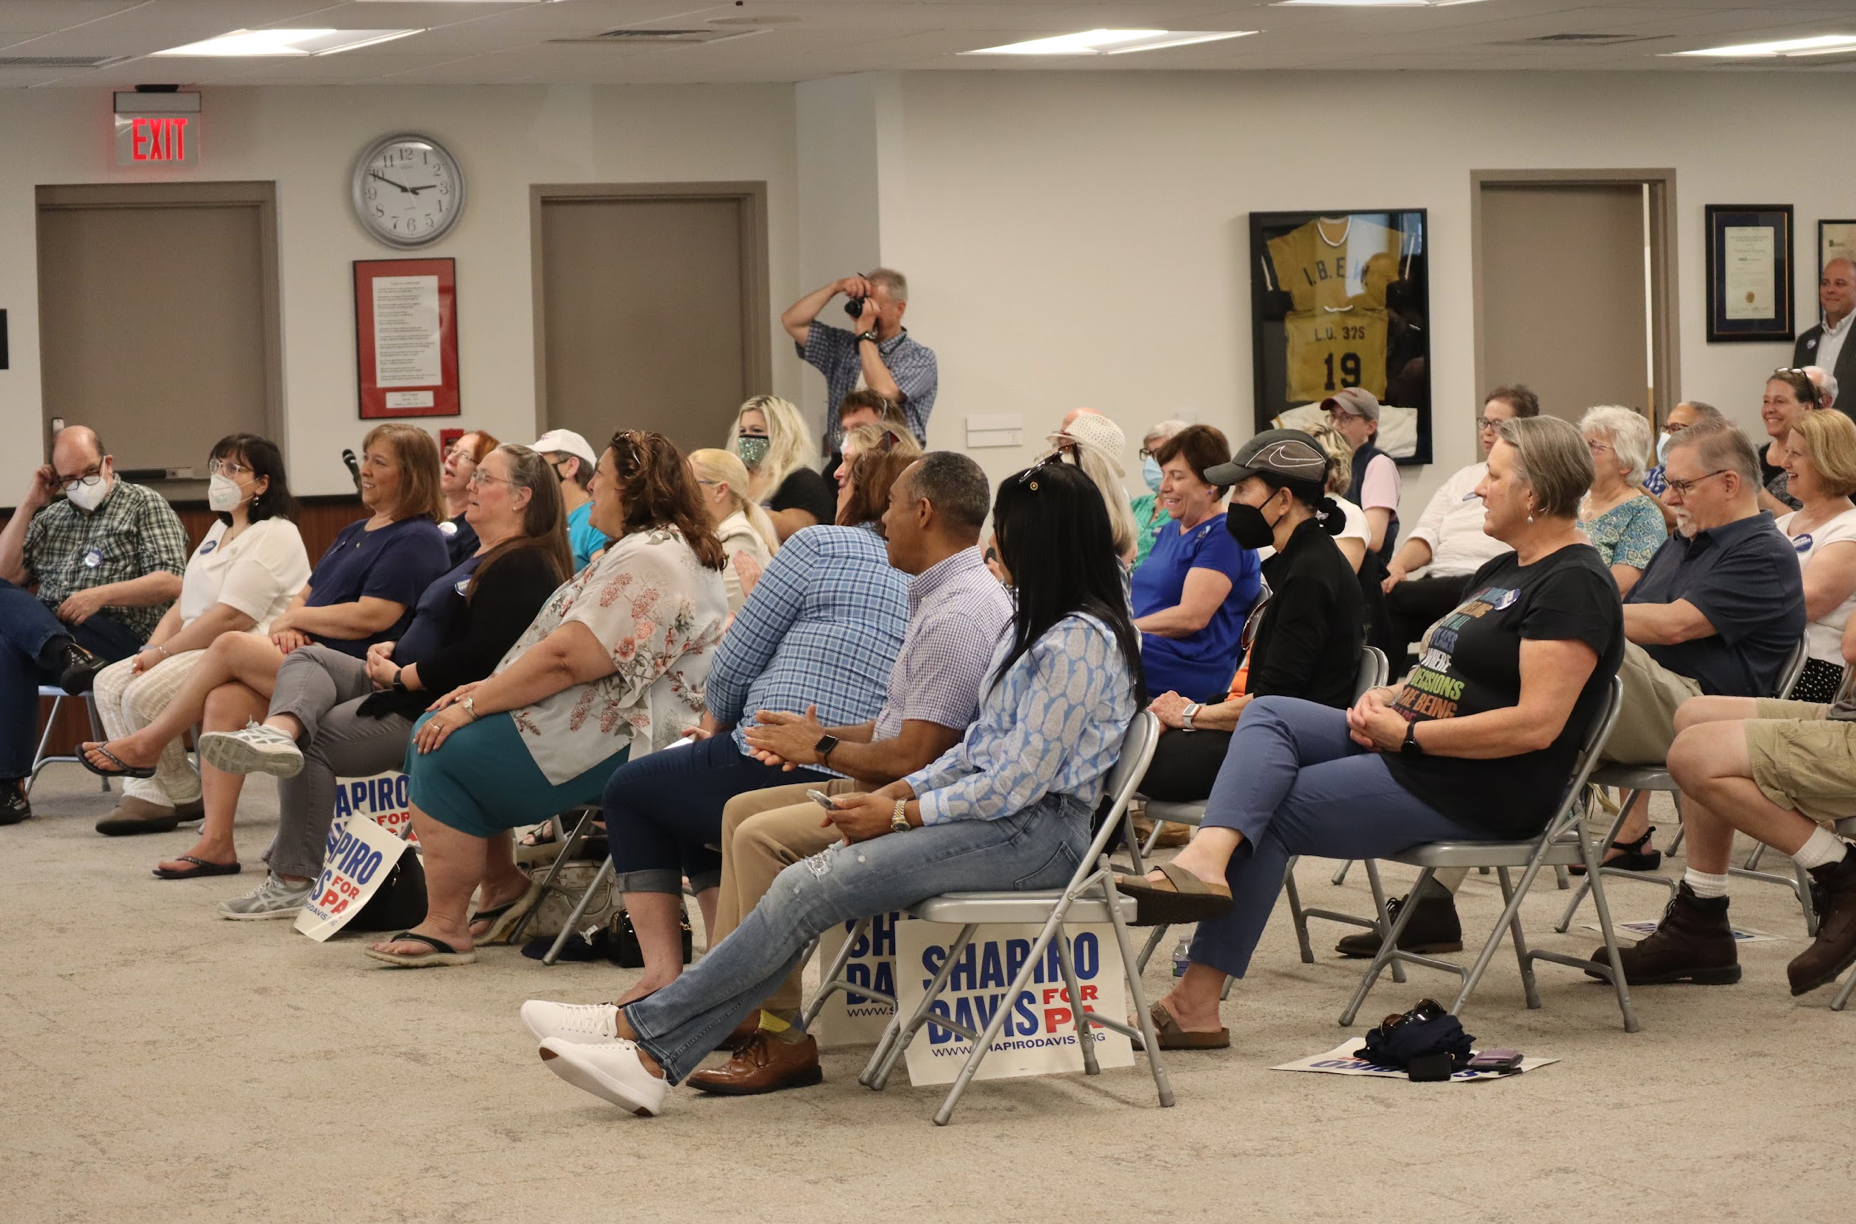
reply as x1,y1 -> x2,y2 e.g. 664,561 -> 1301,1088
151,29 -> 423,57
1669,33 -> 1856,58
962,29 -> 1253,56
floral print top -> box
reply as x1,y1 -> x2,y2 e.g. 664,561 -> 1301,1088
494,525 -> 729,785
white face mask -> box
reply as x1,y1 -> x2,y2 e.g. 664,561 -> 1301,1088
207,473 -> 245,512
66,475 -> 111,513
1656,431 -> 1673,466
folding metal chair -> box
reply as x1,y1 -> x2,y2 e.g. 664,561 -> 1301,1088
832,713 -> 1166,1125
1340,677 -> 1640,1032
1558,639 -> 1810,932
29,687 -> 110,795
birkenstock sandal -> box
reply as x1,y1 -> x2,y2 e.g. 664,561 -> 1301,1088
79,742 -> 156,779
1131,1001 -> 1230,1051
363,932 -> 477,968
152,855 -> 242,880
1114,862 -> 1234,926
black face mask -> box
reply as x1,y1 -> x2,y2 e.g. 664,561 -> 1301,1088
1227,499 -> 1280,550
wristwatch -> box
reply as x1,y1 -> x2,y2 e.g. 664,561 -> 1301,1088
857,329 -> 880,345
814,733 -> 840,767
460,696 -> 479,722
391,667 -> 408,693
1181,703 -> 1200,732
890,799 -> 911,834
1401,720 -> 1424,760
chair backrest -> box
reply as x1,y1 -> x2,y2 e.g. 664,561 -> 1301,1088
1775,637 -> 1809,700
1082,711 -> 1162,868
1353,646 -> 1389,701
1548,675 -> 1625,838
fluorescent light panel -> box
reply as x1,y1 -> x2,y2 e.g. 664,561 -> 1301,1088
964,29 -> 1252,56
1671,33 -> 1856,58
151,29 -> 423,57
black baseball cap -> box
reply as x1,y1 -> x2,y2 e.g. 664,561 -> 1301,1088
1205,429 -> 1329,489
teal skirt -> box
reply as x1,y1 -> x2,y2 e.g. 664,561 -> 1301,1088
404,710 -> 630,838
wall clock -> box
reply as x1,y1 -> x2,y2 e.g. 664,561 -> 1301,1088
351,132 -> 465,248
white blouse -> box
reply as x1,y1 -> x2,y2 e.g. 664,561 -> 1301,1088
714,509 -> 774,613
177,518 -> 311,636
1776,507 -> 1856,664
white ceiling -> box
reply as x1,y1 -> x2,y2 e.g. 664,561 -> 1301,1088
1,0 -> 1852,88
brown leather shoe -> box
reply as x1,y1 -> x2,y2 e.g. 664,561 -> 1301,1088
95,796 -> 183,837
1789,851 -> 1856,996
1586,882 -> 1740,985
687,1031 -> 823,1096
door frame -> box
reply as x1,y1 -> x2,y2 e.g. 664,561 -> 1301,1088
34,181 -> 286,458
1470,168 -> 1679,424
529,181 -> 772,438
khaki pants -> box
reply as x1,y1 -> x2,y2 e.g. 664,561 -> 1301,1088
712,778 -> 860,1015
1582,640 -> 1704,838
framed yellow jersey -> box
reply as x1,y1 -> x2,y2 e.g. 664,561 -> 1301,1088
1266,216 -> 1407,314
1282,308 -> 1388,402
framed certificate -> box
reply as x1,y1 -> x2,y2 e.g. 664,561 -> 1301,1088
1705,205 -> 1793,343
353,257 -> 460,418
1248,209 -> 1432,465
1820,219 -> 1856,274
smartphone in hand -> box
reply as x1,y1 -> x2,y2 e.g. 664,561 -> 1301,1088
805,788 -> 840,812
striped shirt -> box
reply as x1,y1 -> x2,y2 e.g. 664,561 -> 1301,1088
21,481 -> 189,640
800,320 -> 939,450
905,613 -> 1138,826
706,523 -> 909,771
872,547 -> 1014,741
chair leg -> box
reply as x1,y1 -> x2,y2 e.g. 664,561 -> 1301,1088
1330,859 -> 1353,886
872,923 -> 977,1093
931,919 -> 1047,1125
1556,787 -> 1639,931
1499,866 -> 1541,1010
1553,866 -> 1570,891
541,858 -> 612,965
1134,923 -> 1169,976
1339,867 -> 1433,1026
805,917 -> 872,1034
87,698 -> 110,793
1833,964 -> 1856,1012
511,809 -> 596,947
1362,859 -> 1405,986
1745,841 -> 1768,871
1446,859 -> 1546,1019
1283,857 -> 1316,965
1579,838 -> 1642,1033
27,694 -> 63,797
1052,932 -> 1100,1077
1103,862 -> 1176,1108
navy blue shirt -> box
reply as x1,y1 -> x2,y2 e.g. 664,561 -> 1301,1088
443,514 -> 479,566
395,554 -> 483,665
306,517 -> 450,658
1627,511 -> 1805,697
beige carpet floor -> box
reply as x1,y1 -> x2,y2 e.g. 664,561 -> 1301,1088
5,768 -> 1852,1224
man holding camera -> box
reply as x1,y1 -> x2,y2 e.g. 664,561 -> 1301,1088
781,269 -> 938,457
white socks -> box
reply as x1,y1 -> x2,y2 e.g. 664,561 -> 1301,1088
1792,827 -> 1850,872
1683,868 -> 1729,899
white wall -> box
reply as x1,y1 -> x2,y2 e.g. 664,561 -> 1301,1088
863,70 -> 1839,522
0,84 -> 800,497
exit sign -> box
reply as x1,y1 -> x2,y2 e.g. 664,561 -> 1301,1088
113,91 -> 201,166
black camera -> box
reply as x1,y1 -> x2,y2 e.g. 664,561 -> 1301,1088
844,296 -> 867,321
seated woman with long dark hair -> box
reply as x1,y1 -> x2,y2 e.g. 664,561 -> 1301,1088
518,460 -> 1144,1118
1119,416 -> 1624,1049
201,445 -> 571,921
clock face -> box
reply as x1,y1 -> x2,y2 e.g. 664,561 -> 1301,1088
352,133 -> 464,248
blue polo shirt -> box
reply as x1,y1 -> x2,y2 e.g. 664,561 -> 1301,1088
1131,513 -> 1262,701
1627,511 -> 1804,696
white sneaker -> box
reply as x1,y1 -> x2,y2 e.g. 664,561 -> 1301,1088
537,1037 -> 667,1117
219,873 -> 313,920
198,721 -> 304,778
521,999 -> 619,1044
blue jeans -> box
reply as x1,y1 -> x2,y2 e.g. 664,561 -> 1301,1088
1190,696 -> 1490,980
604,733 -> 829,895
623,797 -> 1091,1084
0,578 -> 143,778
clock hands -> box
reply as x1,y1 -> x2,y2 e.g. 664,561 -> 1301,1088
369,170 -> 414,193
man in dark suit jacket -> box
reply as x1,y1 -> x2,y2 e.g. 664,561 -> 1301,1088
1795,257 -> 1856,420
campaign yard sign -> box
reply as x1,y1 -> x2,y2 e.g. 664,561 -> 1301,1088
293,771 -> 415,942
896,921 -> 1134,1087
813,910 -> 911,1049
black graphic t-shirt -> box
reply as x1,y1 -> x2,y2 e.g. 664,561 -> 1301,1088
1383,543 -> 1623,837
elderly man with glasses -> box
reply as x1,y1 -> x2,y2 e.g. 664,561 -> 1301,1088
0,425 -> 187,824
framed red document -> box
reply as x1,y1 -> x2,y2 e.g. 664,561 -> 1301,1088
354,258 -> 460,418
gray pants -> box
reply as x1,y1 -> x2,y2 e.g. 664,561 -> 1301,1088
264,645 -> 414,880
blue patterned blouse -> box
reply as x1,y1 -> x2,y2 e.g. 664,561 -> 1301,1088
904,613 -> 1137,825
1581,493 -> 1667,573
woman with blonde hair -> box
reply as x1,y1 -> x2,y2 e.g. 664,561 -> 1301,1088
728,395 -> 835,541
1304,421 -> 1370,573
689,448 -> 780,612
833,421 -> 922,525
1770,409 -> 1856,700
1049,410 -> 1138,563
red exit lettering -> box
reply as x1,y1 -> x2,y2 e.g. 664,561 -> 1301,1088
131,116 -> 189,162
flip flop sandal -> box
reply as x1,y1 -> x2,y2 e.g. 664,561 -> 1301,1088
1130,1001 -> 1230,1051
79,743 -> 157,780
363,931 -> 478,968
1114,861 -> 1234,926
152,855 -> 242,880
1568,827 -> 1662,875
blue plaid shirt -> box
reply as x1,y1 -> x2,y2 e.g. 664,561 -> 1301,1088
800,320 -> 939,450
706,523 -> 909,770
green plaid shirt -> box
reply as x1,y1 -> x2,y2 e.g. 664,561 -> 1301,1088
22,480 -> 188,641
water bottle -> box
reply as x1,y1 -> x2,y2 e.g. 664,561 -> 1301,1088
1171,933 -> 1192,978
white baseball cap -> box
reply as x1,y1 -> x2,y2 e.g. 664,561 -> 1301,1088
531,428 -> 599,469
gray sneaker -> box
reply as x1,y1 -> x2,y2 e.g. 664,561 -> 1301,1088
219,873 -> 313,921
199,721 -> 304,778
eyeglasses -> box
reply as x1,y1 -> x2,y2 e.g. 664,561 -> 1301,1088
694,479 -> 719,487
1661,421 -> 1689,436
1475,416 -> 1503,430
1016,455 -> 1061,488
466,470 -> 515,489
208,458 -> 252,478
1771,368 -> 1823,407
1585,440 -> 1613,455
58,466 -> 104,492
1663,469 -> 1732,498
